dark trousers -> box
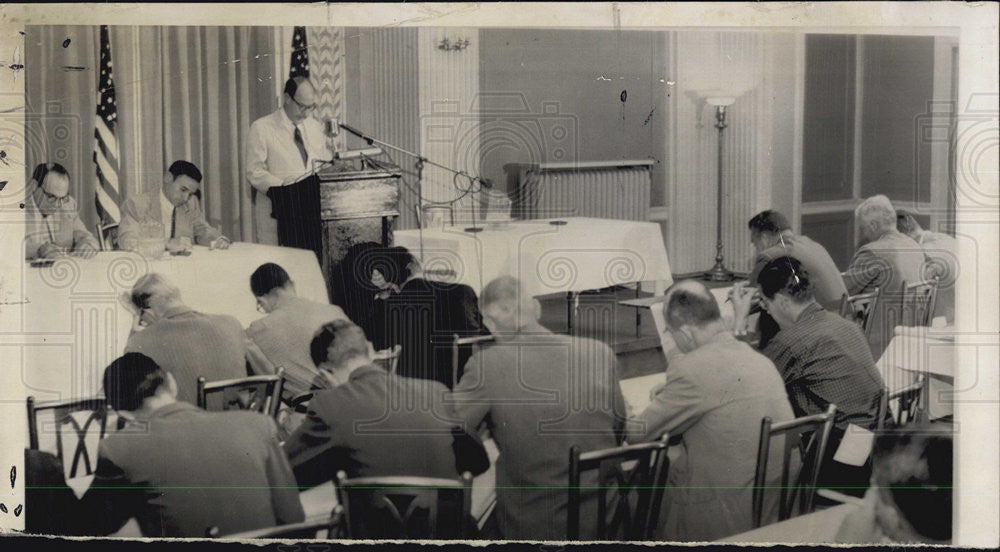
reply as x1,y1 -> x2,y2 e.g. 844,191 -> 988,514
812,426 -> 873,498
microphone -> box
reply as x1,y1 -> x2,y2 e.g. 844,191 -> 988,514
334,147 -> 384,160
338,122 -> 369,139
324,119 -> 340,137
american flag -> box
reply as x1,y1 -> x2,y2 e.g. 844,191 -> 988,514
93,25 -> 120,224
289,26 -> 310,78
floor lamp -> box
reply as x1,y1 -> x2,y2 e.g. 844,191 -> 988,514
704,96 -> 736,282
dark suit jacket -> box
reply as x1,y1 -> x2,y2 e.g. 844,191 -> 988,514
25,449 -> 82,535
373,278 -> 488,389
118,189 -> 221,251
77,402 -> 303,537
283,364 -> 464,487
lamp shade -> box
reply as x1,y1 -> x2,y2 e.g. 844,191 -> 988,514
705,96 -> 737,107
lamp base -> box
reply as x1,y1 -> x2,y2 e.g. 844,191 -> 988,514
703,261 -> 736,282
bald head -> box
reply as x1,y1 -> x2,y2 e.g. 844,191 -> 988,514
480,276 -> 539,333
662,279 -> 721,331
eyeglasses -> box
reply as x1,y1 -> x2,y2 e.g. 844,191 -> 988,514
289,95 -> 316,113
41,188 -> 71,206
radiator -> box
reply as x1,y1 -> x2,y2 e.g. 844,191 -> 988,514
509,160 -> 653,221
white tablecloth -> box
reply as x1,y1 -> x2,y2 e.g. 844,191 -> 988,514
394,217 -> 672,298
718,503 -> 856,543
15,243 -> 328,402
876,326 -> 955,420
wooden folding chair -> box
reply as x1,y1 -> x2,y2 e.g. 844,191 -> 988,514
197,368 -> 285,419
26,395 -> 114,479
839,288 -> 881,339
336,470 -> 474,539
752,404 -> 837,528
567,433 -> 671,540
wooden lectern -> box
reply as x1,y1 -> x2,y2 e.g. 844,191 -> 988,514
317,167 -> 401,299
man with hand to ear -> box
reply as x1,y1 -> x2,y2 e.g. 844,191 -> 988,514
24,163 -> 100,260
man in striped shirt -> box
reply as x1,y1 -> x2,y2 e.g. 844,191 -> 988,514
733,256 -> 888,497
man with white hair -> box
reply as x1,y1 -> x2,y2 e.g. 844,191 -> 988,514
897,211 -> 956,324
120,272 -> 271,403
451,276 -> 626,540
843,195 -> 925,357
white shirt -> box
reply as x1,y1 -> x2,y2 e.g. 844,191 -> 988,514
245,107 -> 331,192
160,188 -> 174,239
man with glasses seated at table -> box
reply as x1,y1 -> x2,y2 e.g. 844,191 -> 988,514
732,256 -> 889,498
118,160 -> 230,254
628,279 -> 796,541
748,209 -> 847,348
24,162 -> 99,260
76,353 -> 303,537
119,272 -> 272,405
246,76 -> 331,246
246,262 -> 348,399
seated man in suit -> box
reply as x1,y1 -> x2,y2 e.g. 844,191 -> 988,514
843,195 -> 925,357
451,276 -> 627,540
628,279 -> 795,541
120,272 -> 271,404
897,211 -> 956,324
372,246 -> 488,389
748,209 -> 847,348
733,257 -> 889,497
77,353 -> 303,537
835,425 -> 952,544
118,160 -> 230,253
283,319 -> 467,486
24,163 -> 99,260
247,262 -> 349,399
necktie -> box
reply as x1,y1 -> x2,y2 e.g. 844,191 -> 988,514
293,126 -> 309,167
170,207 -> 176,239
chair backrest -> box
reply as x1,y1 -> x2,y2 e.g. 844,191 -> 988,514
415,204 -> 454,229
95,221 -> 119,251
901,278 -> 939,327
839,287 -> 881,337
335,471 -> 473,539
374,344 -> 402,374
886,379 -> 925,427
451,334 -> 495,388
26,395 -> 113,479
752,403 -> 837,528
196,368 -> 285,419
566,434 -> 671,541
207,505 -> 344,539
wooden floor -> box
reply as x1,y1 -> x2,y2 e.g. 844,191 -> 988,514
536,286 -> 666,380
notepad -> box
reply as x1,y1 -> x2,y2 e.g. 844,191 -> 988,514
833,424 -> 875,467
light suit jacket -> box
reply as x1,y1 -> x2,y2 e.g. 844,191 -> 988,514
117,189 -> 221,251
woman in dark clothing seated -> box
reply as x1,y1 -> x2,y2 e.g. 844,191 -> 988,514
372,246 -> 489,388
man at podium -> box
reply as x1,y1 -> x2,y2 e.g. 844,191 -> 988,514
245,76 -> 332,246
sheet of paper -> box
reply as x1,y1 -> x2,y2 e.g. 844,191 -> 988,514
833,424 -> 875,467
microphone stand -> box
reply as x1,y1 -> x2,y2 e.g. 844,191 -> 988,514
338,124 -> 491,264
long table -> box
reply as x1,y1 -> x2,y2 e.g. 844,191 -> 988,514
12,243 -> 328,402
718,503 -> 858,543
876,325 -> 955,420
394,217 -> 673,298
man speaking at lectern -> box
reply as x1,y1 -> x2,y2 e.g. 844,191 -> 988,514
245,76 -> 332,245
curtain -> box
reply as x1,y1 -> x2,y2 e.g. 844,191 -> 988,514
26,26 -> 280,241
